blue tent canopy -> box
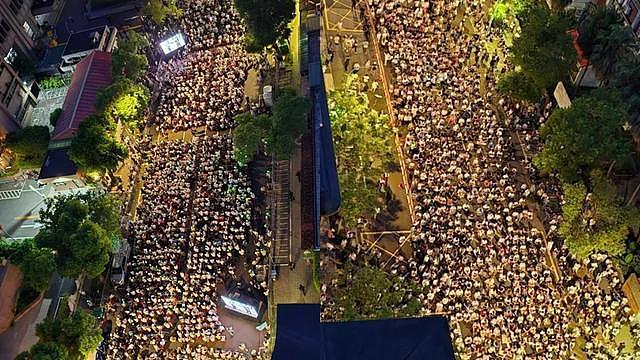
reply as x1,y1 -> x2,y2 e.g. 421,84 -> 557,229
272,304 -> 456,360
308,27 -> 341,221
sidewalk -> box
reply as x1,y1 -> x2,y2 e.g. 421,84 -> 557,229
273,255 -> 320,305
290,145 -> 302,264
0,298 -> 49,359
271,140 -> 320,304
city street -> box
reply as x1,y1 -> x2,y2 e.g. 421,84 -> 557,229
0,175 -> 89,239
0,177 -> 49,239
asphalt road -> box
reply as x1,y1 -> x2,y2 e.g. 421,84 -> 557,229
0,179 -> 49,239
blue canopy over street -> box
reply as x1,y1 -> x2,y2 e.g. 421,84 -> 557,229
272,304 -> 455,360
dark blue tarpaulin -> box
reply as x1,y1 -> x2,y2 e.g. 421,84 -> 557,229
272,304 -> 455,360
308,24 -> 341,220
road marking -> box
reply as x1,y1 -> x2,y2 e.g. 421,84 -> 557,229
28,185 -> 46,198
14,215 -> 39,220
19,224 -> 43,229
0,189 -> 21,200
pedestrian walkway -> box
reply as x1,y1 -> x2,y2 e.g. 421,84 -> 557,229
273,255 -> 320,305
0,298 -> 47,359
323,0 -> 365,33
0,189 -> 22,200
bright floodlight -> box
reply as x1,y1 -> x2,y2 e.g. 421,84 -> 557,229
159,33 -> 186,55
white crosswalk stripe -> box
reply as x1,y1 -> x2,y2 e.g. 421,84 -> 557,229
0,189 -> 21,200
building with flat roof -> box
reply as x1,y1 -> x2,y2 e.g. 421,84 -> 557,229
59,25 -> 117,72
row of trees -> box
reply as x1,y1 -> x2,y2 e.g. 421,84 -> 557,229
0,192 -> 119,359
69,32 -> 151,174
0,191 -> 120,288
490,3 -> 640,356
494,4 -> 640,260
328,75 -> 396,227
232,89 -> 309,163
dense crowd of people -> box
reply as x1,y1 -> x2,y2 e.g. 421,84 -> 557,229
322,0 -> 637,358
107,0 -> 270,358
100,0 -> 640,357
155,45 -> 256,132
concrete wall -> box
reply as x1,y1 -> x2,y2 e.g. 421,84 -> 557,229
0,263 -> 23,334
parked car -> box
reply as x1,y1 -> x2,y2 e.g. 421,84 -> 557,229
111,240 -> 130,285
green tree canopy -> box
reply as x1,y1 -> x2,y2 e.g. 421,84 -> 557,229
560,171 -> 640,258
16,342 -> 69,360
112,32 -> 150,81
234,0 -> 295,52
330,262 -> 422,321
232,112 -> 268,164
112,50 -> 148,81
489,0 -> 530,24
267,89 -> 309,159
611,57 -> 640,112
35,192 -> 120,278
69,114 -> 128,173
18,246 -> 56,292
577,5 -> 623,57
145,0 -> 183,24
6,126 -> 50,169
83,191 -> 122,238
231,89 -> 308,163
96,78 -> 150,126
36,311 -> 102,360
496,68 -> 542,102
510,4 -> 576,91
116,31 -> 149,54
328,74 -> 395,226
0,239 -> 55,292
534,89 -> 631,183
591,24 -> 637,81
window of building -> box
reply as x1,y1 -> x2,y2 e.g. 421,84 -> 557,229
0,20 -> 10,44
22,21 -> 33,38
3,47 -> 16,65
9,0 -> 24,15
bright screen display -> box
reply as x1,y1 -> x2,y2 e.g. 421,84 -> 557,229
159,33 -> 186,54
220,295 -> 259,318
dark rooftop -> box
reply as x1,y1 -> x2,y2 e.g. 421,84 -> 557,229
31,0 -> 55,12
39,148 -> 78,180
62,26 -> 107,56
